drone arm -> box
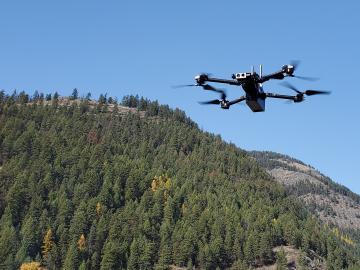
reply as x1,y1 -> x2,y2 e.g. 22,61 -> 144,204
228,96 -> 246,106
258,71 -> 285,83
265,92 -> 296,101
205,77 -> 242,86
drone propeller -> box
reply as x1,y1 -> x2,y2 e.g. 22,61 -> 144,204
280,82 -> 330,97
199,92 -> 227,105
287,60 -> 319,81
200,72 -> 213,77
200,84 -> 226,97
173,83 -> 221,91
174,83 -> 227,99
172,84 -> 215,89
172,84 -> 198,88
198,99 -> 221,105
292,75 -> 319,81
199,85 -> 228,106
302,89 -> 331,96
290,60 -> 300,72
280,81 -> 301,94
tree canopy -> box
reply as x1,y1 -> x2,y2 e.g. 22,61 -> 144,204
0,91 -> 359,269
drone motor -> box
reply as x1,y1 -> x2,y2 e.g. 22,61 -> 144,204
282,64 -> 295,75
195,74 -> 209,85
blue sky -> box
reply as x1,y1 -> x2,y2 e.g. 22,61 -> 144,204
1,1 -> 359,194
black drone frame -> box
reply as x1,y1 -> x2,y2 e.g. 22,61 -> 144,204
179,62 -> 329,111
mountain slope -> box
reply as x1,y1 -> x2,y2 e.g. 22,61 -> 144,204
250,151 -> 360,230
0,92 -> 359,269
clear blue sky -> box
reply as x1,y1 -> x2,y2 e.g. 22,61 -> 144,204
1,1 -> 359,194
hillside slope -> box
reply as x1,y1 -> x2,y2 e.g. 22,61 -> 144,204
250,151 -> 360,230
0,92 -> 359,269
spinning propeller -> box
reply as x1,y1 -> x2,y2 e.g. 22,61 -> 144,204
173,83 -> 226,96
280,81 -> 330,102
198,85 -> 227,105
286,60 -> 319,81
173,83 -> 239,109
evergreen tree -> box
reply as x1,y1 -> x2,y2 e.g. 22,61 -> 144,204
32,90 -> 40,101
0,223 -> 18,269
53,92 -> 59,100
71,88 -> 79,100
63,242 -> 80,270
100,241 -> 120,270
99,94 -> 107,104
276,247 -> 287,270
79,260 -> 86,270
128,238 -> 140,270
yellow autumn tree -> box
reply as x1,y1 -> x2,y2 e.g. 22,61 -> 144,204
151,175 -> 172,201
181,203 -> 187,215
342,234 -> 355,246
96,202 -> 102,217
151,175 -> 171,191
151,178 -> 158,192
77,234 -> 86,251
42,229 -> 54,259
20,262 -> 41,270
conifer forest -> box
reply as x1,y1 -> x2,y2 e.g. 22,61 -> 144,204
0,91 -> 359,269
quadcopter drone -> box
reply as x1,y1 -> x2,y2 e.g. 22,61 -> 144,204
176,61 -> 330,112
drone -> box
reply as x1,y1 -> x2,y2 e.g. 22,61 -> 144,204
175,61 -> 330,112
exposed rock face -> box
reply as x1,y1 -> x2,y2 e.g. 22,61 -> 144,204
250,151 -> 360,230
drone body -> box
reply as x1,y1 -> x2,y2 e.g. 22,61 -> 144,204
232,71 -> 265,112
179,62 -> 329,112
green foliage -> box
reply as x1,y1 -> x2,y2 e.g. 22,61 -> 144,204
0,92 -> 359,269
71,88 -> 79,100
276,247 -> 287,270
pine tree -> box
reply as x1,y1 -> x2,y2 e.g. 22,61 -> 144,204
52,92 -> 59,106
42,229 -> 54,259
63,242 -> 80,270
71,88 -> 79,100
53,92 -> 59,100
139,238 -> 155,270
0,223 -> 18,269
79,260 -> 86,270
276,247 -> 287,270
77,234 -> 86,251
229,260 -> 248,270
156,243 -> 172,270
16,215 -> 40,262
98,94 -> 107,104
258,231 -> 272,263
298,250 -> 309,270
128,238 -> 140,270
32,90 -> 40,101
18,91 -> 29,104
100,241 -> 119,270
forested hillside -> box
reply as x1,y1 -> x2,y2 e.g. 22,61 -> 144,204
0,91 -> 359,269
